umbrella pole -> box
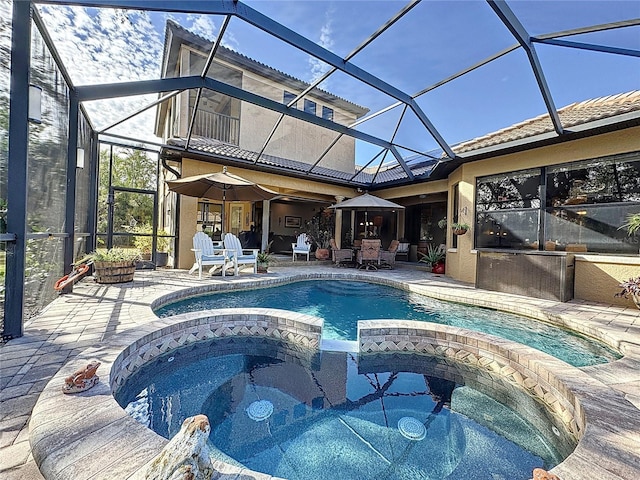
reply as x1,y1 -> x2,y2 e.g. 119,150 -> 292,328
221,189 -> 226,237
365,210 -> 368,238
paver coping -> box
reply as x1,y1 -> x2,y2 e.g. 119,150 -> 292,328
1,263 -> 639,479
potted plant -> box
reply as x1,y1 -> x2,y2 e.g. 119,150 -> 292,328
133,225 -> 171,266
615,277 -> 640,310
418,243 -> 445,273
304,213 -> 333,260
619,213 -> 640,236
256,251 -> 272,273
452,222 -> 470,235
90,248 -> 141,284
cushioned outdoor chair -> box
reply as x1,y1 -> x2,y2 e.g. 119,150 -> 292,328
329,238 -> 353,266
396,241 -> 410,262
189,231 -> 230,279
357,239 -> 382,270
292,233 -> 311,261
224,232 -> 258,275
379,239 -> 400,269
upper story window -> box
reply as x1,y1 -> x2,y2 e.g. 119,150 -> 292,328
283,91 -> 297,108
322,106 -> 334,121
304,99 -> 317,115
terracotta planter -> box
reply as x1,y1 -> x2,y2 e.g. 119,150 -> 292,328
257,263 -> 269,273
452,228 -> 468,236
432,262 -> 445,274
93,261 -> 136,284
315,248 -> 330,260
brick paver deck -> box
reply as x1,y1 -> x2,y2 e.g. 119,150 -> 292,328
1,262 -> 639,479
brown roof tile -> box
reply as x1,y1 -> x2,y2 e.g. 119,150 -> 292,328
453,91 -> 640,154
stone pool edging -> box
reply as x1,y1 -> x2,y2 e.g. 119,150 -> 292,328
149,272 -> 629,357
359,321 -> 584,441
29,308 -> 323,480
357,320 -> 640,479
28,271 -> 639,480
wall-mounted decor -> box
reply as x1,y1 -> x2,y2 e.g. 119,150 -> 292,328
285,216 -> 301,228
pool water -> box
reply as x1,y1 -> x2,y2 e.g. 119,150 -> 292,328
116,337 -> 569,480
155,280 -> 620,367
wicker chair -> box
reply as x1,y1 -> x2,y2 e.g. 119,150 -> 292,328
329,238 -> 353,266
357,239 -> 381,270
379,239 -> 400,269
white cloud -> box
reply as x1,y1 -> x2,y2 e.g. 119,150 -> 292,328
185,14 -> 216,42
308,7 -> 335,87
36,5 -> 164,142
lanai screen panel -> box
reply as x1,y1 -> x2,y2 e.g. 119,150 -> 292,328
24,20 -> 70,319
32,1 -> 640,179
0,0 -> 12,336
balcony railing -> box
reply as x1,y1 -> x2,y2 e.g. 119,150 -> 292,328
175,110 -> 240,146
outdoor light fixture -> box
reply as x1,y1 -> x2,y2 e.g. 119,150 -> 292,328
76,148 -> 85,169
28,85 -> 42,123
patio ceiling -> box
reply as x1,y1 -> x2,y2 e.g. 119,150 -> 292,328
33,0 -> 640,189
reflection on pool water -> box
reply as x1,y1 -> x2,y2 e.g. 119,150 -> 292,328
116,337 -> 573,480
155,280 -> 620,367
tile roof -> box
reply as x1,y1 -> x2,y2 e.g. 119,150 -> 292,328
164,91 -> 639,188
165,137 -> 439,187
167,137 -> 369,183
452,91 -> 640,154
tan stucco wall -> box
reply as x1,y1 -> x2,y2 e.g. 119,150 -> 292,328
169,46 -> 359,175
574,255 -> 640,307
435,126 -> 640,298
239,74 -> 356,173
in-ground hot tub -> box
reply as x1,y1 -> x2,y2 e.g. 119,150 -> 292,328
115,334 -> 575,480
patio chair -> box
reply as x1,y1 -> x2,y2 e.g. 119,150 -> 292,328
379,239 -> 400,269
357,239 -> 382,270
224,232 -> 258,275
189,231 -> 230,279
396,241 -> 410,261
292,233 -> 311,261
329,238 -> 353,266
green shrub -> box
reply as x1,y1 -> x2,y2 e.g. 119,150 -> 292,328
90,247 -> 141,263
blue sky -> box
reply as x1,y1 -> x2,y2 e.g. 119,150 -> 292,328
36,0 -> 640,165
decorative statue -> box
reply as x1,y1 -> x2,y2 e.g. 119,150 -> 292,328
141,414 -> 215,479
62,361 -> 100,394
533,468 -> 561,480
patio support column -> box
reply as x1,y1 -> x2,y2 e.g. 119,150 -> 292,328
351,210 -> 356,241
261,200 -> 270,252
397,209 -> 405,240
4,0 -> 32,339
334,196 -> 344,248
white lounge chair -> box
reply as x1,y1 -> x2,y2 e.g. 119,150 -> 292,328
189,232 -> 230,279
292,233 -> 311,261
224,232 -> 258,275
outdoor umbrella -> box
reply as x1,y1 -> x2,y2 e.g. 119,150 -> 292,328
329,193 -> 405,239
166,166 -> 278,234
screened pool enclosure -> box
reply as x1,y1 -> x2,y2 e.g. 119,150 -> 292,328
1,0 -> 638,339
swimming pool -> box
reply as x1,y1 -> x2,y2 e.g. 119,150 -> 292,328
116,337 -> 571,480
155,280 -> 620,367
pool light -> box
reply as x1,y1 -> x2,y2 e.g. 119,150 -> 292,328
247,400 -> 274,421
398,416 -> 426,441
